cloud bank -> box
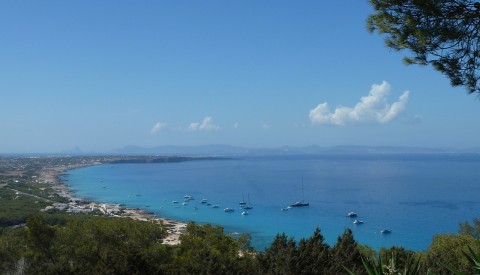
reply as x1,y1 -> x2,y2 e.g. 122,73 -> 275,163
151,122 -> 166,133
188,116 -> 220,131
309,81 -> 410,125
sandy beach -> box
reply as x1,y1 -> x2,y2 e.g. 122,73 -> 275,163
38,161 -> 187,246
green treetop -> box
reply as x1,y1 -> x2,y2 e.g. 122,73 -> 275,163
368,0 -> 480,95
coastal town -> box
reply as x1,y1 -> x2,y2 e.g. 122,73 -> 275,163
0,155 -> 187,245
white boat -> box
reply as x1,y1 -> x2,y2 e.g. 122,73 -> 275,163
212,204 -> 219,208
241,211 -> 249,216
353,219 -> 364,224
347,211 -> 357,218
201,199 -> 208,204
381,229 -> 392,234
184,195 -> 194,201
224,208 -> 234,212
182,202 -> 187,206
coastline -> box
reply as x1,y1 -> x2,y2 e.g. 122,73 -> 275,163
40,161 -> 187,246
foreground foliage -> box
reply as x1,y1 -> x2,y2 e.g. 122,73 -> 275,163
1,215 -> 480,274
368,0 -> 480,94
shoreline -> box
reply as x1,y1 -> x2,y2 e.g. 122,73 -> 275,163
39,162 -> 187,246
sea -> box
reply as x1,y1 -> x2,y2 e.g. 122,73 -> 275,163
62,153 -> 480,251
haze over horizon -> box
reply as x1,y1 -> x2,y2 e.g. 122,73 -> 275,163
1,1 -> 479,153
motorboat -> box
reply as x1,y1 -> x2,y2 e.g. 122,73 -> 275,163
241,211 -> 249,216
381,229 -> 392,234
353,220 -> 364,224
224,208 -> 234,212
347,212 -> 357,218
290,201 -> 309,207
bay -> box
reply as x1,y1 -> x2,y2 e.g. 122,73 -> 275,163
63,154 -> 480,251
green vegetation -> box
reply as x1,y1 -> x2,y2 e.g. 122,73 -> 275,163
1,156 -> 480,274
368,0 -> 480,94
2,216 -> 480,274
0,187 -> 51,227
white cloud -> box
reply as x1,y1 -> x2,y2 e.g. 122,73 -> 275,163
188,116 -> 220,131
309,81 -> 410,125
151,122 -> 166,133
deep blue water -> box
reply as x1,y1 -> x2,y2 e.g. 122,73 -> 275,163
63,154 -> 480,251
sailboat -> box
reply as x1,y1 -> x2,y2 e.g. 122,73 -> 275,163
290,179 -> 309,207
239,193 -> 247,207
244,194 -> 253,210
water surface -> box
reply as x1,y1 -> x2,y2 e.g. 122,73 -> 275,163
63,154 -> 480,251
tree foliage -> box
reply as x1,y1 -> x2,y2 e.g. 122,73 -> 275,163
460,218 -> 480,239
168,222 -> 256,274
5,214 -> 480,274
331,228 -> 364,274
422,233 -> 480,274
368,0 -> 480,94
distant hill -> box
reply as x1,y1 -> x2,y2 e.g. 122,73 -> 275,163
112,144 -> 456,156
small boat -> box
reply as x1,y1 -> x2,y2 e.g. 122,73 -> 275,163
184,195 -> 194,201
290,201 -> 310,207
381,229 -> 392,234
353,219 -> 364,224
239,193 -> 247,206
244,194 -> 253,209
172,201 -> 179,204
212,204 -> 219,208
347,212 -> 357,218
182,202 -> 188,206
193,206 -> 199,210
201,199 -> 208,204
241,211 -> 249,216
224,208 -> 234,212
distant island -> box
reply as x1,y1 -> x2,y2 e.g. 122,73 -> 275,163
111,144 -> 479,156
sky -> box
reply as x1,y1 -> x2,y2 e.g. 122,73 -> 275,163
1,1 -> 479,153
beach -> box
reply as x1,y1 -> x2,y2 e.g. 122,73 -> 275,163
37,160 -> 187,246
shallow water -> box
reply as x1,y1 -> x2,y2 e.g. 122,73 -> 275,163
63,154 -> 480,251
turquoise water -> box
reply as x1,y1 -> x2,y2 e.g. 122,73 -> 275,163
63,154 -> 480,251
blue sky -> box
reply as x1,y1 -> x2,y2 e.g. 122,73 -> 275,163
1,1 -> 479,153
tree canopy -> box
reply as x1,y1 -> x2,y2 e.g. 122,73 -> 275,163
368,0 -> 480,94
